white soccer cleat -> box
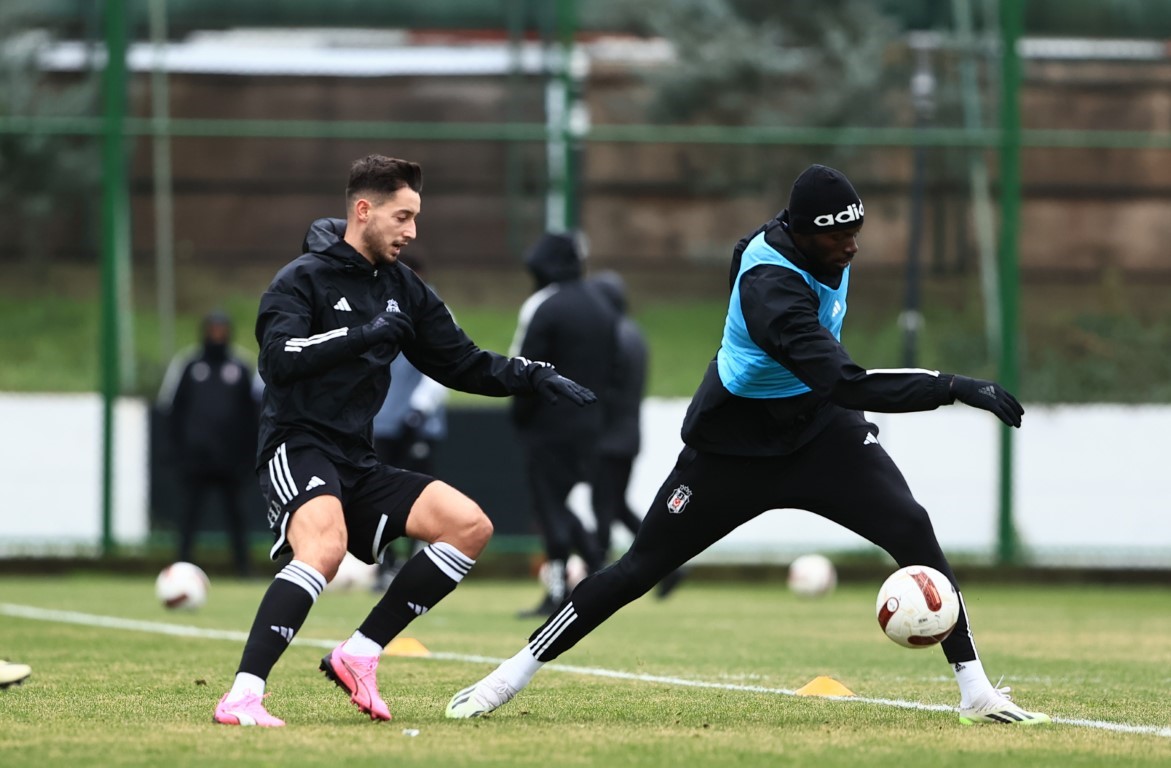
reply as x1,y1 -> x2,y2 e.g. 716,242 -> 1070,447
959,686 -> 1050,726
0,660 -> 31,689
445,672 -> 519,719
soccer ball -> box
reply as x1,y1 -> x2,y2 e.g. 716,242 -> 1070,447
155,562 -> 210,610
787,554 -> 837,598
875,565 -> 959,648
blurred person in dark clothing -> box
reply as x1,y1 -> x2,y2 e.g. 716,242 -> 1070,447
510,232 -> 619,617
158,311 -> 258,577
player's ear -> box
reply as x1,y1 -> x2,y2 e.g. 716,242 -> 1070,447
354,198 -> 370,222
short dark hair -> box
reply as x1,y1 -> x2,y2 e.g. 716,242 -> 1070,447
345,155 -> 423,205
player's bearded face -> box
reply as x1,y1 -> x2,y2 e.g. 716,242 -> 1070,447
362,189 -> 420,266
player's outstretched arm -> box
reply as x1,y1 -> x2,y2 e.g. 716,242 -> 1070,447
948,375 -> 1024,428
400,290 -> 595,405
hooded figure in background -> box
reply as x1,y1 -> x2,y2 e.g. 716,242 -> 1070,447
158,311 -> 259,576
586,271 -> 648,554
510,232 -> 620,616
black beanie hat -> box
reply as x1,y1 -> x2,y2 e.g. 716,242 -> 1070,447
787,164 -> 864,234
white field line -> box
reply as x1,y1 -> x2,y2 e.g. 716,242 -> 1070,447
3,602 -> 1169,738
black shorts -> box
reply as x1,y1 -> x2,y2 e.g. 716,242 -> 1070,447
631,408 -> 950,575
259,443 -> 433,564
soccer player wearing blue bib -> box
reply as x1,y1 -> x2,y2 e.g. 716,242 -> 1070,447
445,164 -> 1049,727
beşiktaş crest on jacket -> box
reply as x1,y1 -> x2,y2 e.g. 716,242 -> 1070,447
254,217 -> 551,470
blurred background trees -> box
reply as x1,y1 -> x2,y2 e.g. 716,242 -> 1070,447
0,0 -> 100,265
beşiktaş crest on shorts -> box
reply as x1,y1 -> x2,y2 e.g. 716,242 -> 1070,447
666,485 -> 692,514
266,499 -> 282,527
386,299 -> 401,313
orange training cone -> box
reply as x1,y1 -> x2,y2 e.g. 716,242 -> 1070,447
383,637 -> 430,657
794,676 -> 855,697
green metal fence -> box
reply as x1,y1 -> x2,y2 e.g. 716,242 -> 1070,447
3,0 -> 1171,561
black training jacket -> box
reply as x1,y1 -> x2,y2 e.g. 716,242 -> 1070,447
158,343 -> 257,479
680,211 -> 955,457
591,276 -> 648,458
255,217 -> 554,469
509,235 -> 618,444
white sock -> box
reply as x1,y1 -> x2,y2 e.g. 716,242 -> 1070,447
229,672 -> 265,700
494,645 -> 543,690
342,630 -> 383,658
953,659 -> 995,707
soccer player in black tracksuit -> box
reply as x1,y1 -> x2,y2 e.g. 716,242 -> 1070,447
510,233 -> 618,617
446,165 -> 1050,727
213,155 -> 595,727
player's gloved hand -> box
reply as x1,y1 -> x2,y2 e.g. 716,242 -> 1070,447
950,375 -> 1024,428
358,310 -> 414,348
535,372 -> 597,406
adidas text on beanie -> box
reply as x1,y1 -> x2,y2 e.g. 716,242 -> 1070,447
787,164 -> 864,234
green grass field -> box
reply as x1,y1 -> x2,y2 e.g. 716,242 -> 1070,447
2,574 -> 1169,766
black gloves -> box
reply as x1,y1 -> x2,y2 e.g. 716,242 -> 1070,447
357,311 -> 414,349
534,371 -> 597,406
950,375 -> 1024,428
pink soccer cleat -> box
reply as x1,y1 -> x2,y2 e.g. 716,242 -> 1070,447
213,691 -> 286,727
320,642 -> 392,721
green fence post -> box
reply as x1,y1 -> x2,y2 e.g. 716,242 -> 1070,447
997,0 -> 1024,565
100,0 -> 129,558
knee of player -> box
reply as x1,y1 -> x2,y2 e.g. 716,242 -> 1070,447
409,487 -> 494,556
445,503 -> 493,553
463,506 -> 494,549
300,554 -> 346,583
295,534 -> 348,581
613,550 -> 666,593
883,504 -> 937,547
901,504 -> 934,534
